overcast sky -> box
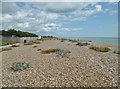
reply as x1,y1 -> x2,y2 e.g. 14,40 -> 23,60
1,1 -> 119,37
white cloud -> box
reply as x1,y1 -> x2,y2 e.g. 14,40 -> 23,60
96,5 -> 102,11
109,10 -> 118,15
1,2 -> 117,36
2,2 -> 20,14
17,22 -> 30,28
3,14 -> 13,22
2,0 -> 119,2
63,28 -> 82,31
43,23 -> 60,32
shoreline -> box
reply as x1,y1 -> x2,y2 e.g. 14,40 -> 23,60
59,38 -> 119,49
60,37 -> 119,48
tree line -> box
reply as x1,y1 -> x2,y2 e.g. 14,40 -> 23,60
0,29 -> 38,37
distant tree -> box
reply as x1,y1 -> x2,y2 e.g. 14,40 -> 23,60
1,29 -> 38,37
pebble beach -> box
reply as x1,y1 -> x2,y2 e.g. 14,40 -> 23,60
1,39 -> 118,87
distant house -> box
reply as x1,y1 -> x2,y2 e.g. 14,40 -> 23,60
1,35 -> 42,43
38,36 -> 42,40
19,37 -> 38,43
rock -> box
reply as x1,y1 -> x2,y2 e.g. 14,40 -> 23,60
37,49 -> 42,51
76,42 -> 90,46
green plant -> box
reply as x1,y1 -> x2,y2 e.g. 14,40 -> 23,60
11,44 -> 20,47
0,41 -> 15,46
0,48 -> 12,52
33,41 -> 40,44
33,45 -> 38,48
41,49 -> 60,54
24,41 -> 40,45
89,45 -> 110,52
55,50 -> 71,58
11,62 -> 30,71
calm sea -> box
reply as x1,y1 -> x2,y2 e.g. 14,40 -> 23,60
65,37 -> 119,46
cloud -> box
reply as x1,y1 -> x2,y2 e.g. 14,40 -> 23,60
31,2 -> 99,13
1,2 -> 117,36
109,10 -> 118,15
43,23 -> 60,32
3,14 -> 13,22
96,5 -> 102,11
44,2 -> 80,13
2,2 -> 20,14
17,22 -> 30,29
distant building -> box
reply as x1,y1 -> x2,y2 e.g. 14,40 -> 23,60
1,35 -> 42,43
20,37 -> 38,43
38,36 -> 42,40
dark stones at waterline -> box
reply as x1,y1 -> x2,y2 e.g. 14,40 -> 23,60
88,40 -> 92,42
76,42 -> 90,46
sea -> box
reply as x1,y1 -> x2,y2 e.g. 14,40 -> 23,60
64,37 -> 119,46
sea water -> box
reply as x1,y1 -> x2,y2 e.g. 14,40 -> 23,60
65,37 -> 119,46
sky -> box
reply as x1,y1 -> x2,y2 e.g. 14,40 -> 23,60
1,0 -> 119,37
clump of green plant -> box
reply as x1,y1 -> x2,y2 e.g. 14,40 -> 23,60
0,48 -> 12,52
41,49 -> 60,54
0,41 -> 15,46
89,45 -> 110,52
11,62 -> 30,72
40,38 -> 52,41
24,41 -> 40,45
33,41 -> 40,44
55,50 -> 71,58
33,45 -> 38,48
11,44 -> 20,47
113,50 -> 120,54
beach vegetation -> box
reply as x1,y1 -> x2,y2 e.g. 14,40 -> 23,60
55,49 -> 71,58
33,45 -> 38,48
11,44 -> 20,47
0,47 -> 12,52
0,41 -> 15,46
11,62 -> 30,72
41,48 -> 71,58
89,45 -> 110,52
24,41 -> 40,45
41,49 -> 60,54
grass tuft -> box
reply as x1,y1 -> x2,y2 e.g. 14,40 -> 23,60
0,48 -> 12,52
11,44 -> 20,47
55,50 -> 71,58
24,41 -> 40,45
89,45 -> 110,52
41,48 -> 71,58
11,62 -> 30,72
41,49 -> 60,54
0,41 -> 15,46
